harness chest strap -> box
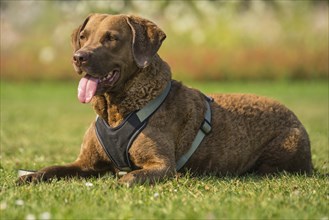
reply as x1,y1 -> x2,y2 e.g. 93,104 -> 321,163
95,81 -> 212,174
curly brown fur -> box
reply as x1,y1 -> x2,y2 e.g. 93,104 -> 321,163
17,14 -> 312,186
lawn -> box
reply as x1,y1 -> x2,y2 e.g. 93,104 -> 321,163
0,80 -> 328,219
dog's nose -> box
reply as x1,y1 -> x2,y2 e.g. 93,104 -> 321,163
73,51 -> 90,65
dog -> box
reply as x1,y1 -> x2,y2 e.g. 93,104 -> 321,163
17,14 -> 312,186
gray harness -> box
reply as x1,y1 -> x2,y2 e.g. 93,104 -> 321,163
95,81 -> 212,173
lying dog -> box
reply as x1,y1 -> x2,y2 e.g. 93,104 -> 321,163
18,14 -> 312,186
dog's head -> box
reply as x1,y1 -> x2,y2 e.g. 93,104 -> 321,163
71,14 -> 166,103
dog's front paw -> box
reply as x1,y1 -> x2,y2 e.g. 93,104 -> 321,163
118,170 -> 165,187
16,172 -> 52,185
118,173 -> 138,187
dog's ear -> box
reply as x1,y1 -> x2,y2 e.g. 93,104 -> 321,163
125,15 -> 166,68
71,14 -> 93,52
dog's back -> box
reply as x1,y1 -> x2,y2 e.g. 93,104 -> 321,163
178,91 -> 312,175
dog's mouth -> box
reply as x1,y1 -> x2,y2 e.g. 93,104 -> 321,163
77,69 -> 120,103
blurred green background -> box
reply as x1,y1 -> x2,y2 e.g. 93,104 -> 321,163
1,0 -> 328,81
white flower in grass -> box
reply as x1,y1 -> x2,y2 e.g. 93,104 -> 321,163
25,214 -> 36,220
15,199 -> 24,206
85,182 -> 93,187
40,212 -> 51,220
153,192 -> 160,199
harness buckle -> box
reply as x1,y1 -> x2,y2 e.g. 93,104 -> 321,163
201,119 -> 212,134
206,95 -> 214,102
118,171 -> 128,177
117,167 -> 131,177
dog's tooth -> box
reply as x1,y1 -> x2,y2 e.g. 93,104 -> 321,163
98,71 -> 115,83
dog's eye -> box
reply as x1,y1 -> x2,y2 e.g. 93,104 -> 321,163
79,34 -> 86,41
105,32 -> 117,42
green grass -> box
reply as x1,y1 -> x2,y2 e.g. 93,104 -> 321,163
1,80 -> 328,219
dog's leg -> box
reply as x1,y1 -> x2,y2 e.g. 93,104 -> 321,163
255,127 -> 313,175
118,163 -> 176,187
17,123 -> 114,184
16,160 -> 112,185
118,132 -> 177,186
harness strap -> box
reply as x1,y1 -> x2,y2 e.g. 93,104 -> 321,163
95,81 -> 172,172
136,82 -> 172,122
175,99 -> 212,171
95,80 -> 212,174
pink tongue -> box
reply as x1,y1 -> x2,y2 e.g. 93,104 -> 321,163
77,75 -> 99,103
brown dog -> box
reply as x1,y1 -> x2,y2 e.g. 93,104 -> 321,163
18,14 -> 312,186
